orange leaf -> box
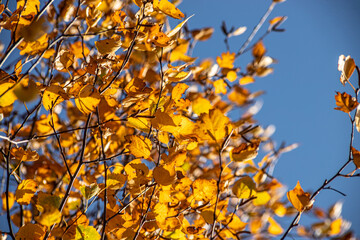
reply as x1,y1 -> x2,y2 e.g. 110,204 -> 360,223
153,164 -> 176,186
252,41 -> 266,59
15,179 -> 38,205
95,37 -> 122,55
213,79 -> 227,94
11,147 -> 39,162
216,52 -> 235,69
286,181 -> 312,212
334,92 -> 359,113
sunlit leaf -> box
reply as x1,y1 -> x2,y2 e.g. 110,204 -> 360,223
287,181 -> 313,212
126,135 -> 152,159
75,84 -> 101,114
230,140 -> 260,162
153,0 -> 184,19
192,179 -> 217,202
268,217 -> 283,235
42,85 -> 68,111
80,183 -> 100,200
15,179 -> 38,205
95,37 -> 122,55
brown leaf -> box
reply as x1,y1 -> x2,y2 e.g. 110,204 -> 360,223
334,92 -> 359,113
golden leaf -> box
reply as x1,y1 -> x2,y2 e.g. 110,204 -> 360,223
126,135 -> 152,159
75,84 -> 101,114
35,205 -> 61,227
213,79 -> 227,94
0,79 -> 17,107
286,181 -> 312,212
334,92 -> 359,113
239,76 -> 255,85
171,83 -> 188,101
268,217 -> 283,235
192,97 -> 212,115
216,52 -> 235,69
153,0 -> 185,19
192,178 -> 217,202
42,85 -> 68,111
15,179 -> 38,205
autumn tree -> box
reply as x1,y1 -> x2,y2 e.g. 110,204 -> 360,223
0,0 -> 358,239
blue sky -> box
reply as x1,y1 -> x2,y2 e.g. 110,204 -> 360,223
179,0 -> 360,234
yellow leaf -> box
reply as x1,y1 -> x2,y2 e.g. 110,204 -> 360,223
239,76 -> 255,85
15,179 -> 38,205
171,83 -> 188,101
268,217 -> 283,235
228,86 -> 250,106
192,97 -> 212,115
213,79 -> 227,94
1,192 -> 14,211
227,215 -> 247,231
232,176 -> 256,199
286,181 -> 312,212
167,15 -> 193,38
226,70 -> 237,82
153,0 -> 185,19
95,37 -> 122,55
15,223 -> 46,240
75,84 -> 101,114
253,191 -> 271,206
334,91 -> 359,113
0,78 -> 17,107
192,179 -> 217,202
216,52 -> 235,69
42,85 -> 68,111
330,218 -> 342,235
126,135 -> 152,159
10,147 -> 39,162
75,225 -> 101,240
200,108 -> 231,141
35,205 -> 61,227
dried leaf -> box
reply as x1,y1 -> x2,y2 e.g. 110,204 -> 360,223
15,223 -> 46,240
334,92 -> 358,113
